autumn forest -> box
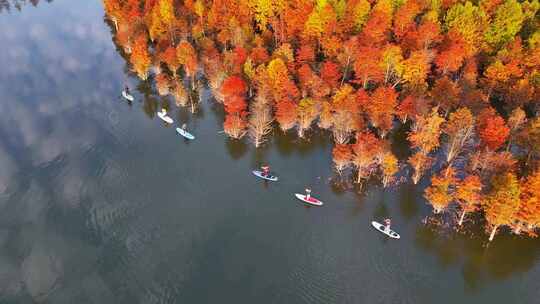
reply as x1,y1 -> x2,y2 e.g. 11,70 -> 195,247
102,0 -> 540,242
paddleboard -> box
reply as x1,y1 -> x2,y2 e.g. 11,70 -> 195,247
176,128 -> 195,140
295,193 -> 323,206
252,170 -> 278,181
122,90 -> 134,102
371,221 -> 400,239
157,111 -> 173,124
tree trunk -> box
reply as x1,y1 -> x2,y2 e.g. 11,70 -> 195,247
412,168 -> 421,184
382,176 -> 389,187
341,56 -> 350,87
200,16 -> 205,36
356,171 -> 363,184
488,226 -> 498,242
444,165 -> 453,177
514,224 -> 522,235
458,209 -> 466,226
446,139 -> 457,163
298,127 -> 304,138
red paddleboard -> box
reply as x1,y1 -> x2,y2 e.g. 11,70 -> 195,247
295,193 -> 323,206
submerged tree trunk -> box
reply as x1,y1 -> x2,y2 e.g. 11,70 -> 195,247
412,168 -> 421,184
248,97 -> 273,148
489,226 -> 498,242
356,171 -> 363,184
382,175 -> 390,187
298,126 -> 305,138
514,223 -> 522,235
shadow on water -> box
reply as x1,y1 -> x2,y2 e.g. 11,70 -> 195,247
390,121 -> 412,161
225,138 -> 248,160
250,142 -> 271,168
415,223 -> 540,292
398,182 -> 421,221
175,104 -> 205,127
142,96 -> 159,120
329,175 -> 350,196
372,197 -> 390,220
274,128 -> 331,158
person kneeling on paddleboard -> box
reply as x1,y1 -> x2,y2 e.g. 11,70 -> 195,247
181,123 -> 188,131
305,188 -> 312,201
261,165 -> 270,177
384,218 -> 391,232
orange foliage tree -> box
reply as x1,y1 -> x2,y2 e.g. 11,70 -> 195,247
424,168 -> 457,214
131,34 -> 151,80
333,144 -> 353,175
351,131 -> 385,184
455,174 -> 483,226
365,86 -> 397,138
516,171 -> 540,235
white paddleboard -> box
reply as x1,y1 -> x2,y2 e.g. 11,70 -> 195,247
176,128 -> 195,140
295,193 -> 323,206
371,221 -> 400,239
252,170 -> 278,181
122,90 -> 134,102
157,111 -> 173,124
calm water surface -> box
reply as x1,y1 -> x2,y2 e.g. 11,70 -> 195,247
1,1 -> 540,303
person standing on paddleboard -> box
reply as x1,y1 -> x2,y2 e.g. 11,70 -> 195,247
261,165 -> 270,177
124,85 -> 130,94
305,188 -> 312,201
384,218 -> 391,232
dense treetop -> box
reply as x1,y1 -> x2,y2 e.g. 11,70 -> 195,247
103,0 -> 540,241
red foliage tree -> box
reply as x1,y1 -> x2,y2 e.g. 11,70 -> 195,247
320,60 -> 342,90
296,45 -> 316,65
221,76 -> 248,138
478,108 -> 510,151
275,97 -> 298,131
333,144 -> 353,174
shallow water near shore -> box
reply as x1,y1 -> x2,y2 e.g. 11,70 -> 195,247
1,1 -> 540,303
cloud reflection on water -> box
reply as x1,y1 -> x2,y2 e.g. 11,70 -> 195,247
0,1 -> 125,301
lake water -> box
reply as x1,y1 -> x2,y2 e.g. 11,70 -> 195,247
1,1 -> 540,303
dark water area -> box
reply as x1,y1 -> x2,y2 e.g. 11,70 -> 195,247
1,1 -> 540,303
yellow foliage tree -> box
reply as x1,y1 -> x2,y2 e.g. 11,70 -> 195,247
484,173 -> 521,241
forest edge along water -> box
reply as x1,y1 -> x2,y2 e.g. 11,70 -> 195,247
103,0 -> 540,243
0,0 -> 540,303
